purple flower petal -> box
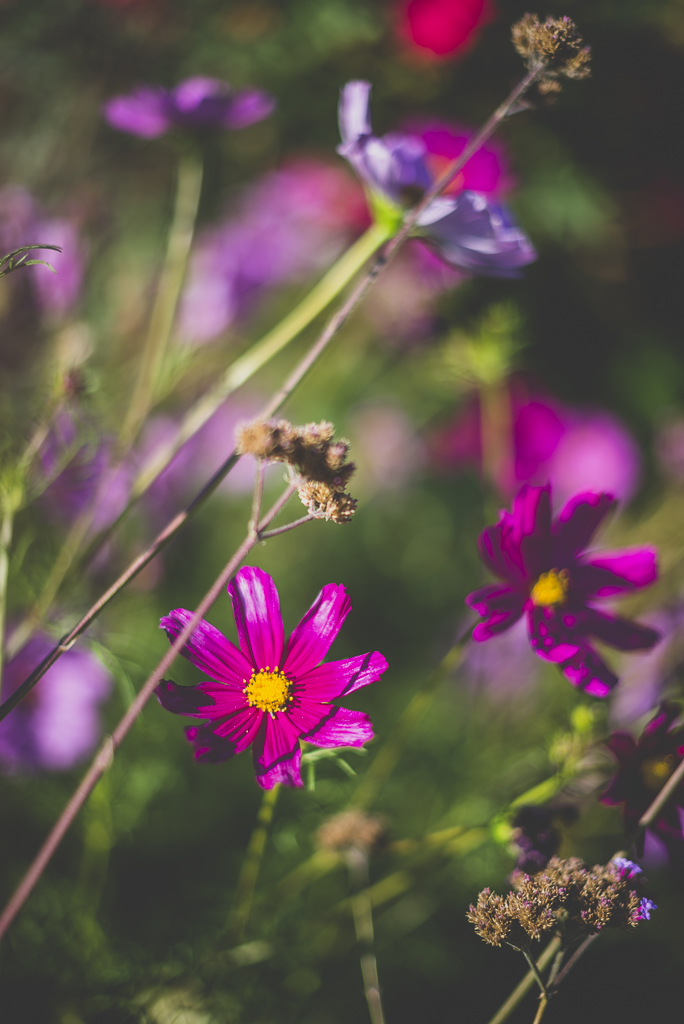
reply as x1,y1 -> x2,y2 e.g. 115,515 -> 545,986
339,80 -> 372,143
584,608 -> 661,651
552,491 -> 616,562
160,610 -> 253,685
605,731 -> 638,766
252,712 -> 303,786
283,583 -> 352,677
527,606 -> 581,663
172,76 -> 229,111
223,90 -> 276,129
561,645 -> 618,697
513,485 -> 552,580
578,548 -> 658,598
295,651 -> 389,700
478,517 -> 526,585
256,745 -> 303,789
228,566 -> 284,671
103,88 -> 171,138
421,192 -> 537,277
155,679 -> 218,717
467,583 -> 525,642
185,724 -> 240,763
212,707 -> 263,755
306,706 -> 374,748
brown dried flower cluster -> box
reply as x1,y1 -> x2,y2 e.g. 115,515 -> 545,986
236,418 -> 357,524
512,14 -> 591,94
468,857 -> 651,948
315,809 -> 386,853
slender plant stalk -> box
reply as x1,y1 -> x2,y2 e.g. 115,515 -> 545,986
350,641 -> 465,810
531,996 -> 548,1024
485,937 -> 561,1024
0,475 -> 303,943
521,948 -> 548,998
226,784 -> 281,943
549,933 -> 598,992
118,151 -> 204,449
0,62 -> 543,718
0,511 -> 14,686
347,847 -> 386,1024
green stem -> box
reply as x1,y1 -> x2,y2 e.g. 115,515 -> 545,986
348,848 -> 386,1024
522,948 -> 548,998
485,936 -> 561,1024
350,641 -> 465,810
0,511 -> 14,686
129,220 -> 389,503
226,784 -> 281,943
118,151 -> 204,450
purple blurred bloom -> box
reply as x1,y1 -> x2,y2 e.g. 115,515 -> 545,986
0,634 -> 111,772
636,897 -> 657,920
155,566 -> 388,788
431,386 -> 641,504
511,804 -> 578,874
611,856 -> 642,879
466,485 -> 660,696
179,160 -> 366,343
601,703 -> 684,855
103,76 -> 275,138
337,80 -> 536,277
0,186 -> 85,317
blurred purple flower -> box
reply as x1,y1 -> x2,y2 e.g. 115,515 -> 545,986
601,703 -> 684,856
179,159 -> 367,343
156,566 -> 388,788
431,386 -> 640,504
0,186 -> 85,317
103,76 -> 275,138
337,80 -> 535,277
466,485 -> 660,696
0,635 -> 111,772
510,804 -> 578,874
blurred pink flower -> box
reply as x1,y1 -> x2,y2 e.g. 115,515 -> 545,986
430,384 -> 641,504
396,0 -> 494,59
0,635 -> 111,772
179,160 -> 367,344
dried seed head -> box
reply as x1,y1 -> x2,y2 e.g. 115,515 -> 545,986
235,419 -> 296,461
315,809 -> 386,853
298,480 -> 358,524
512,14 -> 590,93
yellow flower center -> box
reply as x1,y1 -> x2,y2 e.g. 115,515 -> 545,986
530,568 -> 571,607
641,753 -> 676,791
243,667 -> 293,714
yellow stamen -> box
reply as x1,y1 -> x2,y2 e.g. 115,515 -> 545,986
530,568 -> 571,607
641,754 -> 676,791
243,668 -> 292,714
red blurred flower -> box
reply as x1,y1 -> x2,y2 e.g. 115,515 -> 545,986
398,0 -> 494,59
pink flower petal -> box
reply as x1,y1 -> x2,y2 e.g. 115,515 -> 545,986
213,705 -> 262,754
467,584 -> 524,642
579,547 -> 658,597
561,645 -> 617,697
160,610 -> 253,685
294,651 -> 389,701
584,608 -> 661,651
256,746 -> 303,789
284,583 -> 352,677
252,710 -> 301,775
513,484 -> 551,579
185,725 -> 239,763
228,566 -> 284,671
155,679 -> 222,717
527,606 -> 580,663
306,706 -> 374,748
552,491 -> 616,562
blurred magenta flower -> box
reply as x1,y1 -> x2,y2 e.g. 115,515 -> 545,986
337,80 -> 535,277
179,159 -> 366,343
156,566 -> 388,788
103,76 -> 275,138
431,386 -> 640,503
0,635 -> 111,772
0,186 -> 85,317
397,0 -> 493,58
601,703 -> 684,856
466,485 -> 660,696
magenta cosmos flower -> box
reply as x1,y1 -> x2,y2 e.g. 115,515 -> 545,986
103,76 -> 275,138
397,0 -> 493,59
465,485 -> 660,696
155,566 -> 388,788
601,703 -> 684,855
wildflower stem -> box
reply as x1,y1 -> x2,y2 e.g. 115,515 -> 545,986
350,640 -> 465,810
258,513 -> 319,539
118,151 -> 204,450
226,784 -> 281,943
0,479 -> 302,942
531,996 -> 548,1024
347,847 -> 386,1024
485,936 -> 561,1024
0,510 -> 14,686
249,460 -> 266,537
521,948 -> 549,998
549,933 -> 598,992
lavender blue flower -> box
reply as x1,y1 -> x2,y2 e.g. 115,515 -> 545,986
611,856 -> 642,879
337,81 -> 536,276
466,485 -> 660,696
155,566 -> 388,788
103,76 -> 275,138
636,897 -> 657,920
0,635 -> 111,772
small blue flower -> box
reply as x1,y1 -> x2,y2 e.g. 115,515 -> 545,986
612,856 -> 642,879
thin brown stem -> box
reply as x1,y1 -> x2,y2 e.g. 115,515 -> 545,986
485,936 -> 561,1024
521,948 -> 548,998
249,460 -> 266,537
0,479 -> 300,943
531,996 -> 548,1024
549,933 -> 598,992
259,513 -> 319,539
